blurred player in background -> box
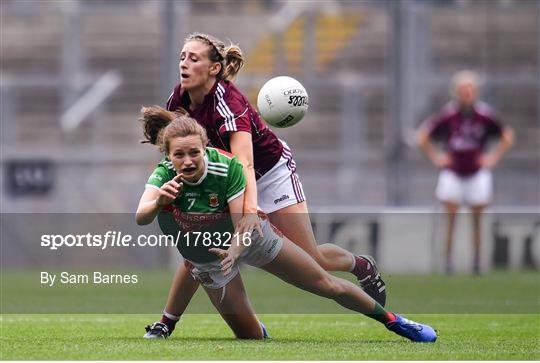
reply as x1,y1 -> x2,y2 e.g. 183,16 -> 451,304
141,32 -> 387,337
136,110 -> 437,343
417,70 -> 514,275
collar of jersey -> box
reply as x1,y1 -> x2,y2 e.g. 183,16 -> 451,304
180,154 -> 208,186
180,81 -> 220,111
451,100 -> 479,113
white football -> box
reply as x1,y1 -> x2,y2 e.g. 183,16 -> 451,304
257,76 -> 309,128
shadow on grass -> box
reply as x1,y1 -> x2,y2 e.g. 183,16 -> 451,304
129,336 -> 400,345
120,336 -> 242,343
271,337 -> 403,344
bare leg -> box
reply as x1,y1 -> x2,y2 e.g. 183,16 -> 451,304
203,273 -> 264,339
262,237 -> 377,314
164,262 -> 199,315
143,262 -> 200,338
470,205 -> 486,275
269,201 -> 355,271
443,201 -> 459,274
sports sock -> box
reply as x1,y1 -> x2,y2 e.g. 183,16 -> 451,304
347,254 -> 356,272
365,302 -> 396,324
160,310 -> 181,333
351,255 -> 371,280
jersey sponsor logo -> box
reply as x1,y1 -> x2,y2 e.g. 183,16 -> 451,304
184,192 -> 200,197
448,120 -> 486,151
273,194 -> 290,204
168,207 -> 228,232
209,193 -> 219,208
150,173 -> 163,181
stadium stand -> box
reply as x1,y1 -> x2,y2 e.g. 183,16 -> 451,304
1,0 -> 538,211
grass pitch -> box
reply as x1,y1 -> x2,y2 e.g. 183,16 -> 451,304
1,271 -> 539,360
1,314 -> 538,360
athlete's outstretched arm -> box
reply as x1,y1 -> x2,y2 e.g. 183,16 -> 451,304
229,131 -> 263,236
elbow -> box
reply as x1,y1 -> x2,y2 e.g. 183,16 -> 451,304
135,211 -> 151,226
504,128 -> 515,147
416,129 -> 428,147
237,157 -> 254,171
135,215 -> 145,226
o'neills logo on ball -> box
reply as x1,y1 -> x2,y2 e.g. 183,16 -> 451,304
209,193 -> 219,208
283,88 -> 304,96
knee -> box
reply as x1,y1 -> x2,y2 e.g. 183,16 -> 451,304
314,275 -> 346,299
235,330 -> 264,340
232,321 -> 265,340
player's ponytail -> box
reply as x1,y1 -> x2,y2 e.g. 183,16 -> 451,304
222,45 -> 244,81
140,105 -> 207,154
139,105 -> 176,148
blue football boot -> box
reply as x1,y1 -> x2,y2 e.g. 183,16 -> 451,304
260,322 -> 270,339
385,314 -> 437,342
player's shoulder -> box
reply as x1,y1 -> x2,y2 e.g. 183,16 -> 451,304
216,80 -> 245,101
474,101 -> 497,119
166,83 -> 183,110
206,148 -> 241,174
155,157 -> 176,178
147,157 -> 175,186
206,147 -> 233,167
156,156 -> 174,170
438,101 -> 459,119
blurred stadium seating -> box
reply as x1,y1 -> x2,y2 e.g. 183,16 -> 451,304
1,0 -> 537,211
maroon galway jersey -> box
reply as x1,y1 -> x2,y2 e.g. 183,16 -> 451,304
425,101 -> 504,176
167,80 -> 283,179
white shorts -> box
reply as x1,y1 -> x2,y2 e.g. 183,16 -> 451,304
188,218 -> 284,289
257,141 -> 306,213
435,168 -> 493,206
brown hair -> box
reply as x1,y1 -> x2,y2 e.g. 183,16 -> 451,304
185,32 -> 244,81
139,105 -> 208,154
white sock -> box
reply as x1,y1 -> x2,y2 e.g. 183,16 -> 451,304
163,310 -> 181,321
347,254 -> 356,272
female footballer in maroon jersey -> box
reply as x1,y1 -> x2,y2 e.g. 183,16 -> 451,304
417,70 -> 514,275
143,32 -> 387,337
